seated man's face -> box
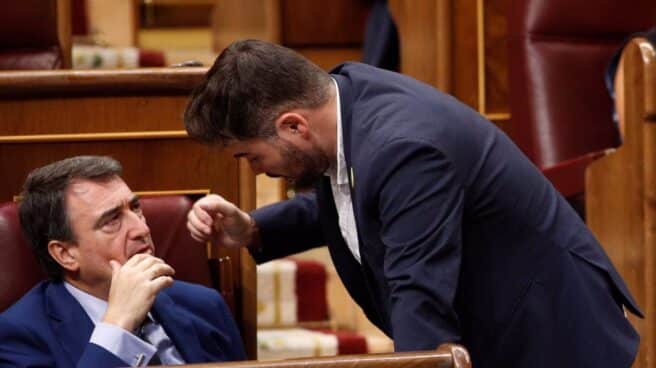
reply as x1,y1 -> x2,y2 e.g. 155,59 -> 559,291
62,176 -> 154,295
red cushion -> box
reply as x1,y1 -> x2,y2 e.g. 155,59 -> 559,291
294,259 -> 329,322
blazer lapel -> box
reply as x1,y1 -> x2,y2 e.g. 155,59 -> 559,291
151,291 -> 213,364
332,73 -> 354,171
45,282 -> 95,366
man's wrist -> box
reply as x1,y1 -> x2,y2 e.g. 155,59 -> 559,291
102,312 -> 140,333
246,216 -> 262,253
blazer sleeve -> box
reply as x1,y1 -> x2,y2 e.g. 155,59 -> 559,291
0,315 -> 127,368
249,191 -> 326,263
367,137 -> 464,351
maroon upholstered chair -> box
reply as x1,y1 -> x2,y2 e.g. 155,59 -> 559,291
0,195 -> 232,313
0,202 -> 44,312
0,0 -> 72,70
507,0 -> 656,215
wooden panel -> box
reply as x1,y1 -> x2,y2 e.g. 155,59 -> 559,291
139,1 -> 214,28
281,0 -> 369,47
0,68 -> 257,358
586,38 -> 656,368
295,48 -> 363,71
392,0 -> 510,133
0,140 -> 238,202
211,0 -> 281,52
0,96 -> 187,136
389,0 -> 451,92
87,0 -> 138,47
452,0 -> 479,109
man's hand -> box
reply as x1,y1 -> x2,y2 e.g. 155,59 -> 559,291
102,254 -> 175,333
187,194 -> 255,247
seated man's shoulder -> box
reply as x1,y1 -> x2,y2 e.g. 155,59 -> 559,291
0,281 -> 53,341
1,281 -> 51,321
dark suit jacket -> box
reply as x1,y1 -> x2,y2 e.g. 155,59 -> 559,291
0,280 -> 246,367
252,62 -> 642,367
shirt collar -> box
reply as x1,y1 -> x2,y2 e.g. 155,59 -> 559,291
332,78 -> 349,185
64,281 -> 107,325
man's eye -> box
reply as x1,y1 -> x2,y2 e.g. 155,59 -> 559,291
102,216 -> 121,232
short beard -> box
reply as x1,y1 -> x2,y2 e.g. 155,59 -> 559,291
274,138 -> 330,190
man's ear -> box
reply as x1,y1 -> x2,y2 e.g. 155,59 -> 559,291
48,240 -> 80,273
274,112 -> 310,140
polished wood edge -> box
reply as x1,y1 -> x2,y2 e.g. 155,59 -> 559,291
436,343 -> 472,368
0,67 -> 207,97
57,0 -> 73,69
633,38 -> 656,121
258,320 -> 334,330
485,112 -> 511,121
180,346 -> 466,367
476,0 -> 486,113
436,0 -> 453,93
0,130 -> 189,143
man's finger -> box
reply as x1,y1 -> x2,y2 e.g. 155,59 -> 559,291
148,263 -> 175,280
150,275 -> 174,293
192,204 -> 214,226
188,211 -> 212,236
197,195 -> 238,219
188,225 -> 209,243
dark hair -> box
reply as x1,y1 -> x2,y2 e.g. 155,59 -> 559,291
184,39 -> 333,145
18,156 -> 122,280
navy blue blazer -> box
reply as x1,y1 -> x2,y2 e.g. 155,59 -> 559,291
252,62 -> 642,367
0,280 -> 246,367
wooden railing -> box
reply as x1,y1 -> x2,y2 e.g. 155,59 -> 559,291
172,344 -> 471,368
586,37 -> 656,368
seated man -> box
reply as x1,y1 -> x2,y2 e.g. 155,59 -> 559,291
0,156 -> 246,367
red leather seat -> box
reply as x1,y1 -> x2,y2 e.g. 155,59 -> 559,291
0,202 -> 44,312
0,0 -> 71,70
507,0 -> 656,214
0,195 -> 225,312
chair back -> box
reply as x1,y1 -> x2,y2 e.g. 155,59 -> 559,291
0,0 -> 72,69
0,202 -> 44,312
0,195 -> 227,312
508,0 -> 656,169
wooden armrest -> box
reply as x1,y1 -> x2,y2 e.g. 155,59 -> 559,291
171,343 -> 470,368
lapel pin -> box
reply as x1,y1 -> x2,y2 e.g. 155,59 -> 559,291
349,167 -> 355,189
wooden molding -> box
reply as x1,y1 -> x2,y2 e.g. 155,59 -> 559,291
0,130 -> 189,144
0,68 -> 207,97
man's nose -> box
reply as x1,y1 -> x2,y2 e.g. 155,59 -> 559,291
125,210 -> 150,238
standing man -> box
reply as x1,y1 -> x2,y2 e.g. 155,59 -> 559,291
0,156 -> 246,367
184,40 -> 641,367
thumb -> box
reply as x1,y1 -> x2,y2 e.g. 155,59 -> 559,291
109,260 -> 121,274
198,195 -> 236,217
